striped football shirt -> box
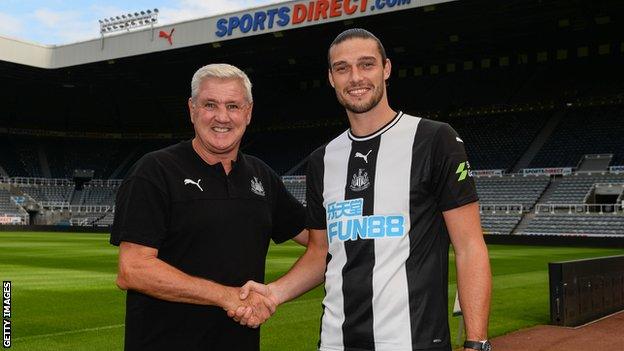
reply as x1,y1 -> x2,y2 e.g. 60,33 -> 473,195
306,112 -> 478,351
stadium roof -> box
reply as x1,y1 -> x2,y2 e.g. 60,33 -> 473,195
0,0 -> 622,134
0,0 -> 455,69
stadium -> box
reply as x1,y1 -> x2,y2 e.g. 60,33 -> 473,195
1,0 -> 623,349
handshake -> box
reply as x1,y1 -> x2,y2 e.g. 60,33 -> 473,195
223,281 -> 280,329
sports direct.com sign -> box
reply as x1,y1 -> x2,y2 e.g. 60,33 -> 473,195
215,0 -> 453,38
522,168 -> 573,176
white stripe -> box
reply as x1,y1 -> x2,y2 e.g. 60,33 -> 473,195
13,324 -> 124,341
371,115 -> 420,350
320,131 -> 351,351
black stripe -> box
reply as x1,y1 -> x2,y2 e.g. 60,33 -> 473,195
306,146 -> 328,230
341,137 -> 380,350
307,146 -> 327,349
318,252 -> 331,350
406,119 -> 452,349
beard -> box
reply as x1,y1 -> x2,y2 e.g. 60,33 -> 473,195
335,83 -> 385,114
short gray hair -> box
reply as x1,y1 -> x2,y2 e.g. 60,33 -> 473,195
190,63 -> 253,103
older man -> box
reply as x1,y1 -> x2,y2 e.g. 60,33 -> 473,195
111,63 -> 307,351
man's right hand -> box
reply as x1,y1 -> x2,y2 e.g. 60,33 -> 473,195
227,281 -> 280,327
228,229 -> 328,328
223,284 -> 277,328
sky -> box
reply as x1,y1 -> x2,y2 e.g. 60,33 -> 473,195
0,0 -> 289,45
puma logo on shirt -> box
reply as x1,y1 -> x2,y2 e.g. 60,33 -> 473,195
355,150 -> 372,164
184,178 -> 203,192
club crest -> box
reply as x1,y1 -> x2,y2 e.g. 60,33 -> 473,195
251,177 -> 266,196
350,169 -> 370,192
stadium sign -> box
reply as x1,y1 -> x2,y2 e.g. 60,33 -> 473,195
522,167 -> 573,176
0,216 -> 21,225
215,0 -> 454,38
610,166 -> 624,173
0,0 -> 456,69
470,169 -> 504,177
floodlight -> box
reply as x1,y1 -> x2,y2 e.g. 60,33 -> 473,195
99,8 -> 159,35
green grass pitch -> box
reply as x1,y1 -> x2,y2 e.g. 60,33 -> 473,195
1,231 -> 622,350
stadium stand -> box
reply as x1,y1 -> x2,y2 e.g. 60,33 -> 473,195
1,0 -> 623,236
68,211 -> 100,226
522,212 -> 624,237
43,139 -> 125,179
243,124 -> 346,175
0,138 -> 28,177
0,188 -> 28,225
95,212 -> 115,226
79,183 -> 118,206
448,112 -> 550,171
530,105 -> 624,168
475,175 -> 550,210
12,142 -> 44,178
20,183 -> 74,203
480,211 -> 523,236
282,176 -> 306,205
540,173 -> 624,205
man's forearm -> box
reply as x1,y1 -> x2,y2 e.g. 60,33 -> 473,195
270,242 -> 326,304
455,243 -> 491,340
117,250 -> 237,310
231,229 -> 328,326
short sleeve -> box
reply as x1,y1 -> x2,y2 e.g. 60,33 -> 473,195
110,176 -> 169,249
430,123 -> 479,211
305,149 -> 327,229
270,176 -> 306,244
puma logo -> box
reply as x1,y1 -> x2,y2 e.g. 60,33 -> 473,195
355,150 -> 372,164
184,178 -> 203,192
159,28 -> 175,45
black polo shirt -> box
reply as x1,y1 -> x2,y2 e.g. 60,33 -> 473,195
110,140 -> 305,351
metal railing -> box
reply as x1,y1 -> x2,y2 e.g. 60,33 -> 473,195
69,218 -> 92,226
479,203 -> 524,214
87,179 -> 123,187
0,177 -> 123,186
40,202 -> 114,213
535,203 -> 624,214
4,177 -> 74,186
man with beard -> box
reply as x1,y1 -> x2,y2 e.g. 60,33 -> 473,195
231,29 -> 492,351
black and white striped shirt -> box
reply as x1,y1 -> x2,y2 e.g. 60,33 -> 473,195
306,112 -> 478,351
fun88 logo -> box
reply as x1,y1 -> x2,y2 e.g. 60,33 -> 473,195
326,198 -> 405,243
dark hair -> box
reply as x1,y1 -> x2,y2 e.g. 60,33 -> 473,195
327,28 -> 387,68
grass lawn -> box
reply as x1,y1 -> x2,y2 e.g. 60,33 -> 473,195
0,231 -> 622,350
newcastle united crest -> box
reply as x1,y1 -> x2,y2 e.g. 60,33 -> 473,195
350,169 -> 370,192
